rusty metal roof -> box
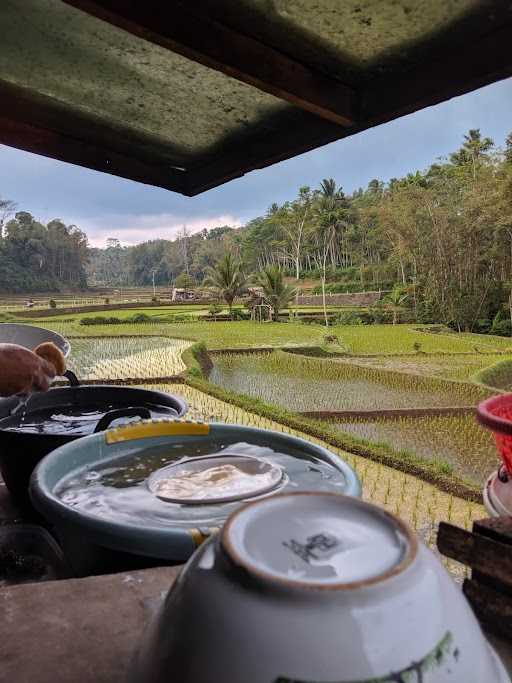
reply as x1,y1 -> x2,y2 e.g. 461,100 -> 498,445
0,1 -> 511,195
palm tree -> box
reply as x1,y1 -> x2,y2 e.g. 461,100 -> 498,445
385,286 -> 409,324
204,253 -> 247,319
450,129 -> 494,178
316,178 -> 345,326
256,266 -> 296,321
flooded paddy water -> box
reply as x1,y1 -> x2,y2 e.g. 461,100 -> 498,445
209,351 -> 491,412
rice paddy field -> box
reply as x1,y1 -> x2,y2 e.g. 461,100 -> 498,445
331,414 -> 498,486
67,337 -> 190,379
334,353 -> 511,382
25,318 -> 512,353
209,350 -> 492,411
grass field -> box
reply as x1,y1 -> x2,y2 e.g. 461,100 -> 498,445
17,303 -> 363,323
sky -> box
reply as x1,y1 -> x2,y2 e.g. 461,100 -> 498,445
0,76 -> 511,248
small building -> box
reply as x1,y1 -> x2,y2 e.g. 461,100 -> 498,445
171,287 -> 195,302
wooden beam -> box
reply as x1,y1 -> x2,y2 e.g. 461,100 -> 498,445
63,0 -> 356,128
0,80 -> 190,195
361,22 -> 512,127
186,119 -> 343,195
437,521 -> 512,588
185,19 -> 512,194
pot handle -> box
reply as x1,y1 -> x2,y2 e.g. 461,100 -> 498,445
94,407 -> 152,433
105,419 -> 209,444
63,370 -> 80,387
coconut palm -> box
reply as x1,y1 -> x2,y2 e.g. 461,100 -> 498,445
315,178 -> 346,326
204,252 -> 247,319
255,266 -> 296,321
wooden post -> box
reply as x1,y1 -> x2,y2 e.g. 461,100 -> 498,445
437,518 -> 512,640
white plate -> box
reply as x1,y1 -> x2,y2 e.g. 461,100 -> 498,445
146,453 -> 283,504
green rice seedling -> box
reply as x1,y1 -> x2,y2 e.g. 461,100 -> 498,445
333,414 -> 498,486
19,317 -> 508,353
210,350 -> 492,412
68,337 -> 189,379
333,353 -> 511,382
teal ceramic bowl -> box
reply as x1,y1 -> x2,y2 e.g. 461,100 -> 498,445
30,419 -> 361,574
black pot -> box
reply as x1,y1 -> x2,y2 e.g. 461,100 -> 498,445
0,375 -> 187,509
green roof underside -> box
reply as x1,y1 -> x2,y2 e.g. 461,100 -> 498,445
0,0 -> 511,196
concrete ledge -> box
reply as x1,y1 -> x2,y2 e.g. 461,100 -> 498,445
1,563 -> 510,681
0,566 -> 180,683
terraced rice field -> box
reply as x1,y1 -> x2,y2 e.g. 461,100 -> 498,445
26,319 -> 510,353
334,353 -> 511,382
210,351 -> 491,412
68,337 -> 190,379
145,383 -> 485,579
332,414 -> 498,486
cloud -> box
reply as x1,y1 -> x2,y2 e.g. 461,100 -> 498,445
76,212 -> 243,247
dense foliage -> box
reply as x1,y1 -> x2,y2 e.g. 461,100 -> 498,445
0,211 -> 88,292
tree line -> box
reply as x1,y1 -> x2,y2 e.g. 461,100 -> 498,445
88,129 -> 512,331
2,129 -> 512,331
0,210 -> 88,292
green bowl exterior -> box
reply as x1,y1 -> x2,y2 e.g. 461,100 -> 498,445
29,424 -> 362,561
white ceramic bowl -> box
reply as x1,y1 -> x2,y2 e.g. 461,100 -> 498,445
131,493 -> 510,683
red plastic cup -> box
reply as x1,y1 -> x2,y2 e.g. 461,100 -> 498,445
477,394 -> 512,474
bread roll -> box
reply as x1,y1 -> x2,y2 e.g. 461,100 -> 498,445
33,342 -> 66,376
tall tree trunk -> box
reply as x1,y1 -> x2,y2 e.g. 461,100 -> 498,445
322,248 -> 329,327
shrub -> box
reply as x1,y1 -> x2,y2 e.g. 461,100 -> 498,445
334,311 -> 365,326
475,358 -> 512,389
49,299 -> 57,309
128,313 -> 151,323
491,319 -> 512,337
474,318 -> 491,333
80,315 -> 121,325
208,303 -> 223,319
231,308 -> 248,321
175,272 -> 196,289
